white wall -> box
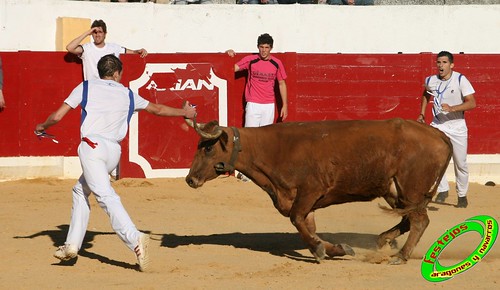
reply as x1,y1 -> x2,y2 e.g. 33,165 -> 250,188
1,1 -> 500,54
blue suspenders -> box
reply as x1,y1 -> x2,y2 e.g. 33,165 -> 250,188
81,80 -> 89,125
127,88 -> 134,124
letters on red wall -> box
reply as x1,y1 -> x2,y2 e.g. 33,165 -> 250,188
0,52 -> 498,178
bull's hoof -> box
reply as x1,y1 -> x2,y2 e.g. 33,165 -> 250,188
388,254 -> 407,265
310,242 -> 326,263
340,244 -> 355,257
324,243 -> 355,258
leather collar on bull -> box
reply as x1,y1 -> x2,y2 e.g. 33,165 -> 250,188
214,127 -> 241,174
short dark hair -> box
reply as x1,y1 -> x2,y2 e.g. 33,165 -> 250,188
257,33 -> 274,48
437,51 -> 454,63
97,54 -> 122,79
91,19 -> 107,33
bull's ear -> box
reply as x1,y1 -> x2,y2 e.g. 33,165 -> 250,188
205,121 -> 226,146
216,130 -> 229,152
220,131 -> 229,148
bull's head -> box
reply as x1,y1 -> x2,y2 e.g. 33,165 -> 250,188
185,117 -> 235,188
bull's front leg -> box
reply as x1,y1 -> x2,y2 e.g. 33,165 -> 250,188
305,212 -> 355,260
291,199 -> 353,263
291,210 -> 325,262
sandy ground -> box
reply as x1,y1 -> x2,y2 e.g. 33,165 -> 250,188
0,176 -> 499,290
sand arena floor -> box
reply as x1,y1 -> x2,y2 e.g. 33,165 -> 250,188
0,177 -> 498,289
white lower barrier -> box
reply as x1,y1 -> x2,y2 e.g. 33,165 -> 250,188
1,155 -> 498,185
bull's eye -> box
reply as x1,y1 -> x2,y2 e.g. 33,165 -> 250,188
204,145 -> 213,153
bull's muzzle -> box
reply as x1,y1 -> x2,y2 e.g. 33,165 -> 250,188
185,175 -> 202,189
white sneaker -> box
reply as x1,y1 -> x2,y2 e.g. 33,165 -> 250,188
134,233 -> 151,272
54,244 -> 78,261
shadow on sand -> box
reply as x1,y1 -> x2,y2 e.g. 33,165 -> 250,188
14,224 -> 141,270
161,231 -> 382,263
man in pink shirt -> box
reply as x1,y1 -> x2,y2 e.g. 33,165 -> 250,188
226,33 -> 288,182
226,33 -> 288,127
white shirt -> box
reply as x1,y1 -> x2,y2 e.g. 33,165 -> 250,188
80,42 -> 125,80
65,79 -> 149,142
425,71 -> 475,124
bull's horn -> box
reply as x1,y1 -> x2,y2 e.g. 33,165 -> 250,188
184,116 -> 223,139
184,117 -> 204,129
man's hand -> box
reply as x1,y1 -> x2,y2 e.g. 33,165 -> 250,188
183,101 -> 197,119
280,106 -> 288,121
136,48 -> 148,58
441,103 -> 454,113
35,123 -> 46,134
89,27 -> 98,36
0,90 -> 5,112
417,114 -> 425,123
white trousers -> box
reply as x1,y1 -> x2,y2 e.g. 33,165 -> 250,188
65,136 -> 140,251
237,102 -> 275,180
432,119 -> 469,197
244,102 -> 275,127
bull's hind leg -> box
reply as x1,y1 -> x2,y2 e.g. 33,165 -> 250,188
377,179 -> 409,249
389,210 -> 430,265
305,212 -> 354,259
377,216 -> 410,250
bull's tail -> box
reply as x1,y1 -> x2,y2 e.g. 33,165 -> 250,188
421,130 -> 454,201
432,133 -> 454,198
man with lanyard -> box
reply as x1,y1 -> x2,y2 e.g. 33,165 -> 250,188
417,51 -> 476,208
35,54 -> 196,271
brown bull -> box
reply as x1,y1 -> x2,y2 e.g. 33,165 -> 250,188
185,118 -> 452,265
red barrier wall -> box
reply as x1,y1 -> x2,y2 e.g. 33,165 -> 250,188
0,51 -> 498,178
291,53 -> 500,154
0,52 -> 83,157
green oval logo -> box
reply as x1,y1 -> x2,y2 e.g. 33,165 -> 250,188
421,215 -> 498,282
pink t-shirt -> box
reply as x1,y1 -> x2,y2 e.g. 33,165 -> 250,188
236,55 -> 287,104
